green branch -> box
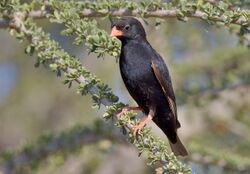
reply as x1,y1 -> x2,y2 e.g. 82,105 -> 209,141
1,0 -> 249,50
0,120 -> 123,174
0,0 -> 249,26
189,142 -> 250,173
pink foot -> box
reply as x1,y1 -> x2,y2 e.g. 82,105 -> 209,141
132,123 -> 146,136
132,114 -> 153,137
117,106 -> 143,117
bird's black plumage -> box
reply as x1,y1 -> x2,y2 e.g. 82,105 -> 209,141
111,17 -> 188,156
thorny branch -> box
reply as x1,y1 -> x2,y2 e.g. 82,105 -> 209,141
0,120 -> 125,174
0,7 -> 249,29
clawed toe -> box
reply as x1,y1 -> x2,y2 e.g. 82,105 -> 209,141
117,106 -> 143,117
117,107 -> 129,117
132,124 -> 144,137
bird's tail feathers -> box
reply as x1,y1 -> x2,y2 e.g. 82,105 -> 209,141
169,135 -> 188,157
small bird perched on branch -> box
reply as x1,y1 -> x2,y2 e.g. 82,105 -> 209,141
111,17 -> 188,156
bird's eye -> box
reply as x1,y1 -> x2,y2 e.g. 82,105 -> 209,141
124,25 -> 130,30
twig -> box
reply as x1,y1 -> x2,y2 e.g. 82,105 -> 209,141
189,152 -> 250,173
0,120 -> 123,174
0,7 -> 249,29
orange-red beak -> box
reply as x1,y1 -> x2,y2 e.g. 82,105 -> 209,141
110,26 -> 124,37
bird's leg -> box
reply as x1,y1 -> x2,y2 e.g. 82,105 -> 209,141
117,106 -> 143,117
132,109 -> 154,136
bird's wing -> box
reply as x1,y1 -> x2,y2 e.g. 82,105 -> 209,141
151,58 -> 180,128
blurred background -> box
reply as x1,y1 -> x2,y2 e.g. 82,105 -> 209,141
0,15 -> 250,174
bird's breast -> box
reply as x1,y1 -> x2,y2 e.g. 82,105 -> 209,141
119,48 -> 152,86
119,43 -> 163,111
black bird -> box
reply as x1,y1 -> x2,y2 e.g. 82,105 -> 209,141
111,17 -> 188,156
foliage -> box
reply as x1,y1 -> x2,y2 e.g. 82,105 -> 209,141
0,119 -> 118,173
0,0 -> 249,174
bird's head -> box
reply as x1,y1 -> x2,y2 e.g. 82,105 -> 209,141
110,17 -> 146,41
